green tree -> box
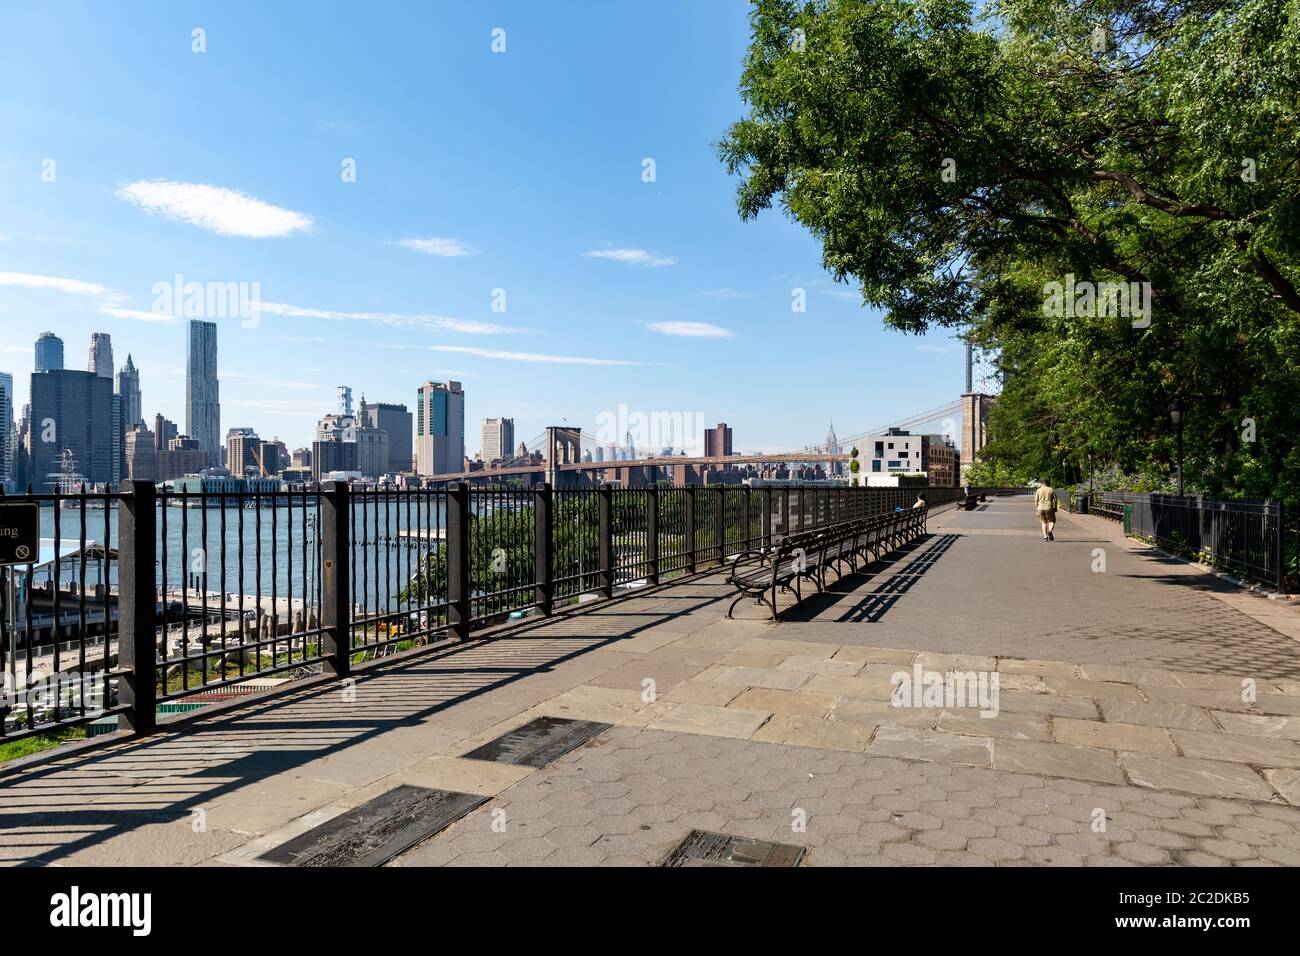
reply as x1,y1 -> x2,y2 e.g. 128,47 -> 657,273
720,0 -> 1300,497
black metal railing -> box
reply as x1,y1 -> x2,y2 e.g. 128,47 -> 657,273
0,481 -> 974,744
1095,491 -> 1287,592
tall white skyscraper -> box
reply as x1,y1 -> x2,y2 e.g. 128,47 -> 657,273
416,380 -> 464,475
88,332 -> 114,379
186,320 -> 221,467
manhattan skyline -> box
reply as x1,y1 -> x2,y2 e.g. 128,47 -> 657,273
0,1 -> 986,455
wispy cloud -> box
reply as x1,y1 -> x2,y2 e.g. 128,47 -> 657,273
392,237 -> 477,257
260,301 -> 525,333
916,343 -> 957,353
96,306 -> 176,323
583,248 -> 675,268
116,180 -> 314,238
421,345 -> 648,366
0,271 -> 123,302
698,288 -> 749,299
646,321 -> 734,339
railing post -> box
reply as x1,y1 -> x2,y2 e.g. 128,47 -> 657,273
714,486 -> 725,566
742,486 -> 752,551
798,487 -> 807,530
533,482 -> 553,614
762,487 -> 773,548
685,484 -> 697,574
1272,499 -> 1286,595
118,480 -> 157,734
646,484 -> 659,586
598,483 -> 614,597
781,487 -> 790,537
320,480 -> 352,677
446,481 -> 472,640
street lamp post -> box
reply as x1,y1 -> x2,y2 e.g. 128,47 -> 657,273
1169,398 -> 1187,496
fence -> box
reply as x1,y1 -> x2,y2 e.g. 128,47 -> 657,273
1093,491 -> 1287,593
0,481 -> 972,744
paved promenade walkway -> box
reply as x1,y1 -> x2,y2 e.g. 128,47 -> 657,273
4,496 -> 1300,867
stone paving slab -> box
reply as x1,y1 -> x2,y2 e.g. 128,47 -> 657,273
6,495 -> 1300,867
391,727 -> 1300,867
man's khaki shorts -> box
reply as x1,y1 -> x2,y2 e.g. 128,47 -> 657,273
1037,509 -> 1056,522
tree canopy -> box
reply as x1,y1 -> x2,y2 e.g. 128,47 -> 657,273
721,0 -> 1300,497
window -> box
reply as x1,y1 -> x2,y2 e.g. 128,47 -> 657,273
888,460 -> 901,469
871,460 -> 881,473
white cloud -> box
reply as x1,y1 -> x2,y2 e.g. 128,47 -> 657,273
646,321 -> 734,339
699,288 -> 748,299
96,305 -> 176,323
392,237 -> 477,257
115,180 -> 314,238
916,343 -> 956,353
583,248 -> 675,268
260,300 -> 524,333
0,271 -> 123,302
425,345 -> 647,366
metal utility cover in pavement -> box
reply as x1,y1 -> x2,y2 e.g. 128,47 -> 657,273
0,503 -> 39,565
461,715 -> 611,768
660,830 -> 805,868
258,784 -> 486,867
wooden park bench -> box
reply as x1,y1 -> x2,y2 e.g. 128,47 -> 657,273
726,506 -> 929,621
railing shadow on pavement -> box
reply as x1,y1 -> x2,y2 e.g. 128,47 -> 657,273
775,532 -> 959,624
0,577 -> 735,866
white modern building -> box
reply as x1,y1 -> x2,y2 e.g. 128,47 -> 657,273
867,428 -> 924,477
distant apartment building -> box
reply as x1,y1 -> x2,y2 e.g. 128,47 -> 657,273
125,426 -> 156,481
186,319 -> 221,467
29,368 -> 115,489
481,417 -> 514,464
35,332 -> 64,373
312,437 -> 357,480
704,422 -> 733,459
353,421 -> 389,478
154,414 -> 179,451
361,400 -> 413,473
226,427 -> 260,477
922,434 -> 959,487
416,380 -> 464,475
158,437 -> 205,482
88,332 -> 114,379
292,447 -> 312,469
116,353 -> 143,428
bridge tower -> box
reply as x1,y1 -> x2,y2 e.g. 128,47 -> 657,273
546,426 -> 583,488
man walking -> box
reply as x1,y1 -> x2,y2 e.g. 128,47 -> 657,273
1034,481 -> 1058,541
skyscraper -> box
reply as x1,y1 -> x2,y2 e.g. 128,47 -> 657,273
186,320 -> 220,467
88,332 -> 114,378
704,423 -> 733,458
0,371 -> 13,491
116,353 -> 143,428
415,380 -> 464,475
29,369 -> 115,489
361,400 -> 413,474
35,332 -> 63,373
481,417 -> 514,464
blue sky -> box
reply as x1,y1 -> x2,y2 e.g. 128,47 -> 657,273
0,0 -> 980,457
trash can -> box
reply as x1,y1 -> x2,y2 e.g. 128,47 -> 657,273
1122,504 -> 1133,534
